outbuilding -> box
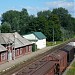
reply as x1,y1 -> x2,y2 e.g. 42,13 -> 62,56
23,32 -> 46,49
60,45 -> 74,62
46,50 -> 67,74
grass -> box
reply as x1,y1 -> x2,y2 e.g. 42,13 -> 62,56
66,62 -> 75,75
46,37 -> 74,46
46,41 -> 63,46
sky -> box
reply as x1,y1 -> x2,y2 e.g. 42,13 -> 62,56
0,0 -> 75,17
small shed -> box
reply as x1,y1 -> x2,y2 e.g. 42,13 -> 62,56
60,45 -> 74,62
46,50 -> 67,74
0,44 -> 7,63
16,57 -> 55,75
23,32 -> 46,49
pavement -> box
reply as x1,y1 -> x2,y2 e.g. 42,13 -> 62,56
0,45 -> 56,72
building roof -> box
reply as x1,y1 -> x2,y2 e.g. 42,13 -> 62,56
33,32 -> 46,40
67,42 -> 75,47
61,45 -> 74,51
14,32 -> 32,46
0,44 -> 7,52
0,32 -> 32,48
49,50 -> 67,60
0,33 -> 12,44
32,61 -> 54,75
16,57 -> 54,75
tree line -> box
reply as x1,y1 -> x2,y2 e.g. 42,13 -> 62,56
0,7 -> 75,41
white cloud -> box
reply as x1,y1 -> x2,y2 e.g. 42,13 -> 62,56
45,1 -> 75,17
25,6 -> 39,11
45,1 -> 74,8
25,6 -> 49,12
25,6 -> 49,16
13,1 -> 75,17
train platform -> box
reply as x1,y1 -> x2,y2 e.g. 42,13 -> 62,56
0,45 -> 56,72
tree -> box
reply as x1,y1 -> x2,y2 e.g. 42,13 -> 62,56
1,10 -> 20,32
37,10 -> 51,18
1,22 -> 11,33
1,7 -> 75,41
52,7 -> 75,39
1,8 -> 30,34
52,7 -> 72,29
48,14 -> 61,41
37,10 -> 61,41
19,8 -> 30,34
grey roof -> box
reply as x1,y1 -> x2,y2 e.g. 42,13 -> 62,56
16,57 -> 55,75
67,42 -> 75,47
0,32 -> 32,48
32,61 -> 54,75
12,38 -> 24,48
14,32 -> 32,46
0,44 -> 7,52
61,45 -> 73,51
49,50 -> 67,60
0,33 -> 12,44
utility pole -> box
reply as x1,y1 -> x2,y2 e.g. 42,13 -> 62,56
0,30 -> 1,33
53,27 -> 55,45
13,32 -> 15,60
53,28 -> 54,42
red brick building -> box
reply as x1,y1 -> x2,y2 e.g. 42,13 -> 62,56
0,44 -> 7,63
0,32 -> 32,62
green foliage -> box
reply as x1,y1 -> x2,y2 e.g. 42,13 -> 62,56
46,41 -> 62,46
2,10 -> 20,31
1,8 -> 29,34
1,22 -> 11,33
67,62 -> 75,75
52,7 -> 74,31
46,42 -> 54,46
1,7 -> 75,41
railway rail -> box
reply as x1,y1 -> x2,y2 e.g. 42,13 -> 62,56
0,38 -> 75,75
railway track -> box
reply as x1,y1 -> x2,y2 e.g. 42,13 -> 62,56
0,38 -> 75,75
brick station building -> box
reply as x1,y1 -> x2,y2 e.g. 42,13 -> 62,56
0,32 -> 32,62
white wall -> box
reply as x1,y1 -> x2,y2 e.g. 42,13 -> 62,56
36,39 -> 46,49
23,34 -> 46,49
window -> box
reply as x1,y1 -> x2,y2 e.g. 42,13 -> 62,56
26,46 -> 28,52
28,46 -> 32,52
1,52 -> 7,61
20,48 -> 23,55
16,49 -> 20,56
